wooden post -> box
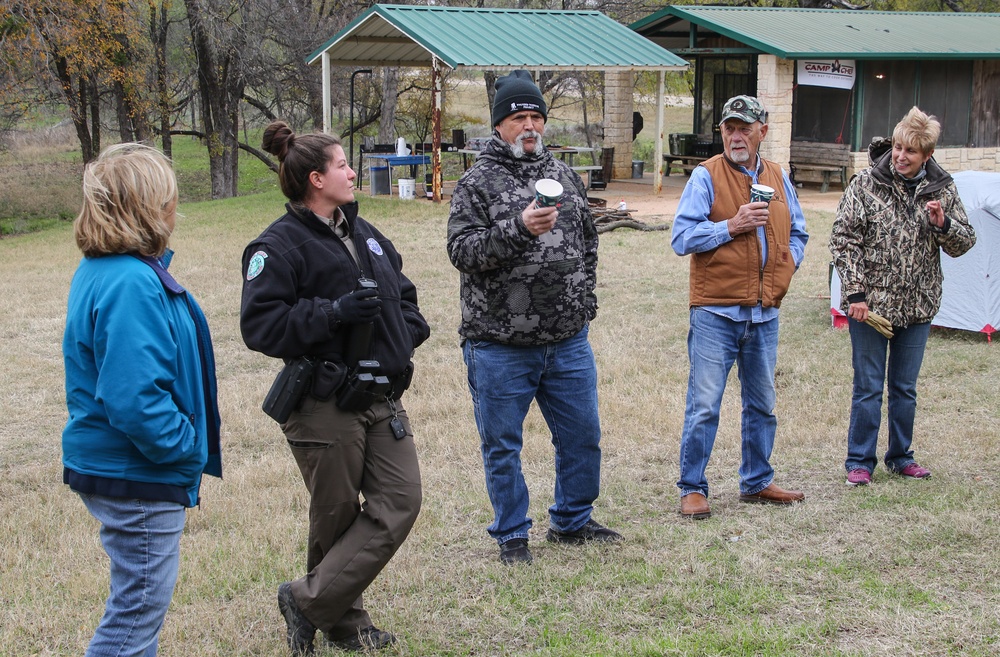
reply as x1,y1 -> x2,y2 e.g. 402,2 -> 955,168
322,53 -> 331,134
654,70 -> 665,195
431,57 -> 443,202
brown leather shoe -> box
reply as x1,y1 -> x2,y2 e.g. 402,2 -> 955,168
739,483 -> 805,505
680,492 -> 711,519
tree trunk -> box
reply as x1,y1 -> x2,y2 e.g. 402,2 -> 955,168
55,56 -> 96,163
115,81 -> 136,142
89,77 -> 101,156
484,71 -> 498,130
150,0 -> 172,157
378,68 -> 399,144
184,0 -> 242,199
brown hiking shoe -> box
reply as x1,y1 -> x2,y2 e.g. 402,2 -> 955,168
680,492 -> 711,519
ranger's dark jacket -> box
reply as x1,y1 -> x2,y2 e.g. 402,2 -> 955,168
240,202 -> 429,376
830,138 -> 977,327
447,135 -> 598,346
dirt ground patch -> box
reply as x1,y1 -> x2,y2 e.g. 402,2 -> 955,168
438,171 -> 843,225
591,173 -> 843,224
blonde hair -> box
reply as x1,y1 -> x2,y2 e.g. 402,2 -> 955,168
892,106 -> 941,156
74,143 -> 178,258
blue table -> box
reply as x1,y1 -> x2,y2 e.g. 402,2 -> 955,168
364,154 -> 431,196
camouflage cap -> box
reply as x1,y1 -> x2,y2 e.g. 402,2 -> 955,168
719,95 -> 768,126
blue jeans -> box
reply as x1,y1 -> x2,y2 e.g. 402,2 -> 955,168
79,493 -> 186,657
678,309 -> 779,498
845,319 -> 930,474
463,326 -> 602,544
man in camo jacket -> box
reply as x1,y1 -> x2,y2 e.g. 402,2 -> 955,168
447,70 -> 622,565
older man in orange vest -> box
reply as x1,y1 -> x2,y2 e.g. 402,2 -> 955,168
671,95 -> 810,520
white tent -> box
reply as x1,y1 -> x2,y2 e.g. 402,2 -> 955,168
937,171 -> 1000,338
830,170 -> 1000,340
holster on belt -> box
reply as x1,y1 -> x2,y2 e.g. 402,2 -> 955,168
261,357 -> 316,423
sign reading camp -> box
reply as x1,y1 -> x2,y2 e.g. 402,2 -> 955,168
797,59 -> 856,90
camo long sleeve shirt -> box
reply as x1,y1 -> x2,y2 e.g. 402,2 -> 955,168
447,136 -> 598,346
830,138 -> 976,327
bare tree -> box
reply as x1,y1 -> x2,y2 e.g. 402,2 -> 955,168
3,0 -> 151,161
182,0 -> 250,198
378,68 -> 400,144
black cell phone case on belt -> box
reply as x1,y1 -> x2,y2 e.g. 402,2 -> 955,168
261,357 -> 315,423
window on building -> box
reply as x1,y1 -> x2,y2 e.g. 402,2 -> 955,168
918,61 -> 973,147
859,60 -> 972,148
694,56 -> 756,142
793,85 -> 853,145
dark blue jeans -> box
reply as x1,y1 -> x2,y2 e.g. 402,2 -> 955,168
463,327 -> 602,544
845,319 -> 931,474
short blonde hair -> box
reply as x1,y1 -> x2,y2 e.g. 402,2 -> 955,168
74,143 -> 178,258
892,106 -> 941,157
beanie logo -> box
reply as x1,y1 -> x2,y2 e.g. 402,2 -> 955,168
510,102 -> 541,112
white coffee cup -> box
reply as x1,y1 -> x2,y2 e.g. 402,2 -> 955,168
534,178 -> 563,207
750,183 -> 775,204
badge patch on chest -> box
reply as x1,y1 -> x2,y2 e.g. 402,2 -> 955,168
366,238 -> 383,256
246,251 -> 268,280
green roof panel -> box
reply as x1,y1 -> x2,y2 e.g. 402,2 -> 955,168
632,6 -> 1000,60
308,5 -> 688,70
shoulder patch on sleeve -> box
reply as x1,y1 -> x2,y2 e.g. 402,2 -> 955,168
246,251 -> 268,280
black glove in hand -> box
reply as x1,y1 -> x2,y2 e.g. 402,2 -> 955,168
331,288 -> 381,324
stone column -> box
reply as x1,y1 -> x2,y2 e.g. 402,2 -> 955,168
756,54 -> 793,172
603,70 -> 634,180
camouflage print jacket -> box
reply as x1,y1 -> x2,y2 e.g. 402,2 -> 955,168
447,135 -> 598,345
830,138 -> 977,327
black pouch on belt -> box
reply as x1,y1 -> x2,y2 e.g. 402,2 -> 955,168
390,361 -> 414,400
262,357 -> 315,423
311,360 -> 347,401
336,359 -> 380,412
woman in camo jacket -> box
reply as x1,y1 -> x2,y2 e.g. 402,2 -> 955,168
830,106 -> 977,487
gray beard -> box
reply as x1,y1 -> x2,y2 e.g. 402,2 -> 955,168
511,131 -> 545,159
729,149 -> 750,164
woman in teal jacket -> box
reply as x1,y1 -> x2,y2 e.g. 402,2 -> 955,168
62,143 -> 221,656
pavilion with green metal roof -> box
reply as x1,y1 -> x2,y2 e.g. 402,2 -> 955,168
307,4 -> 688,198
631,6 -> 1000,184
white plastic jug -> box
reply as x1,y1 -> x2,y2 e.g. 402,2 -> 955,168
395,137 -> 409,156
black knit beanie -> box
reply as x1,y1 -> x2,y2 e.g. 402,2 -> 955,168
491,70 -> 548,127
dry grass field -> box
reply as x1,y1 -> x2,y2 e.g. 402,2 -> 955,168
0,182 -> 1000,657
2,172 -> 999,654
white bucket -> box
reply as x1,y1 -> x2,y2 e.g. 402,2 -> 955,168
398,178 -> 415,200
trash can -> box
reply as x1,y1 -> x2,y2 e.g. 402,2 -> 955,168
370,166 -> 390,195
668,133 -> 697,156
631,160 -> 644,179
425,173 -> 434,198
